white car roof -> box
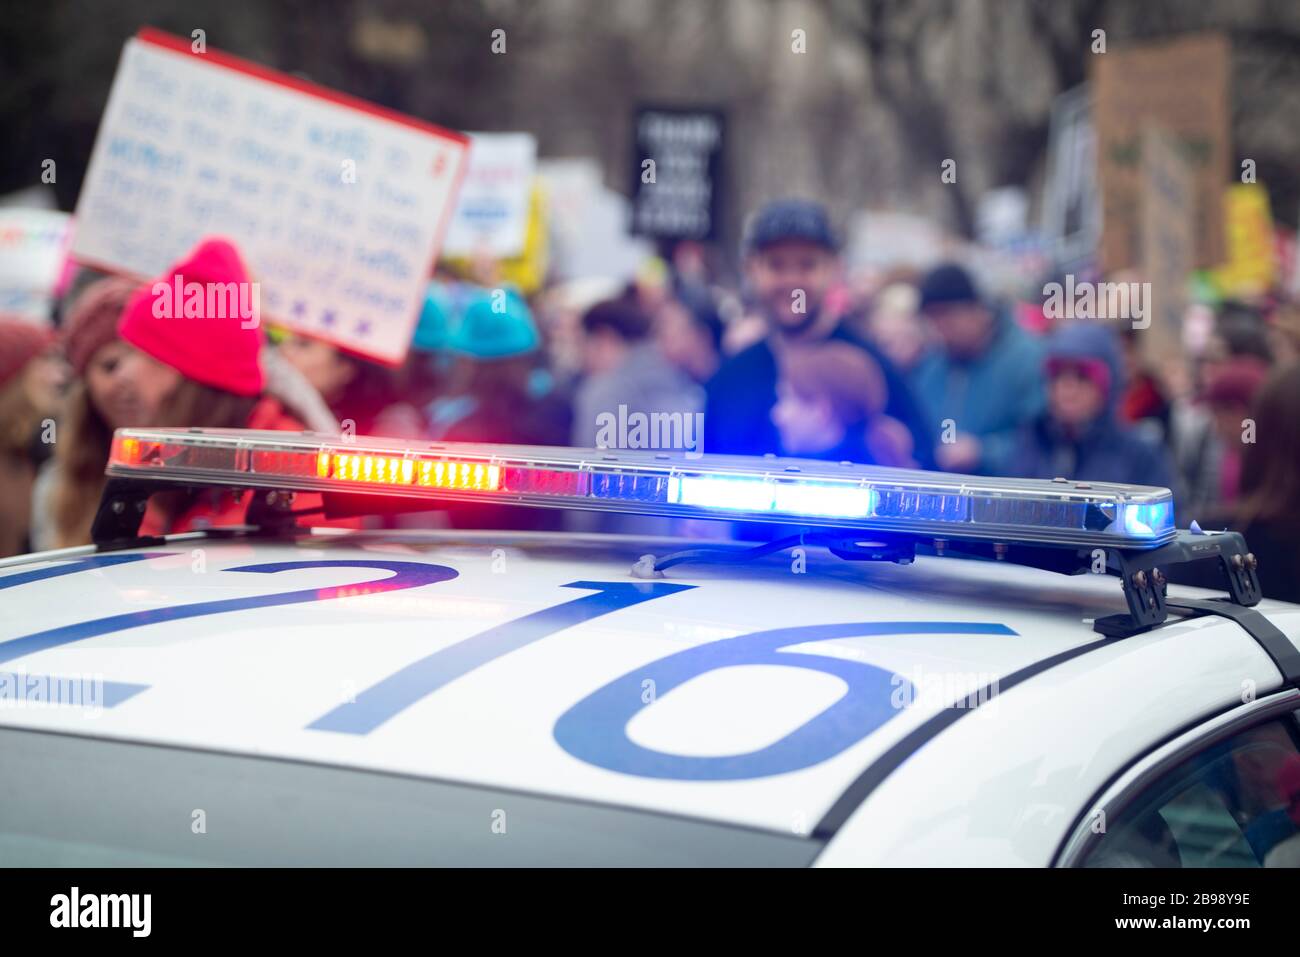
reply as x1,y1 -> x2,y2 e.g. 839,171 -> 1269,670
3,529 -> 1298,862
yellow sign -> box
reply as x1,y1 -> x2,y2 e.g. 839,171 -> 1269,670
442,180 -> 549,295
1211,184 -> 1275,297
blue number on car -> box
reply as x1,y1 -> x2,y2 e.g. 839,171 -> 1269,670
554,620 -> 1016,780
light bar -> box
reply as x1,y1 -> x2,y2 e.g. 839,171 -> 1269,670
105,428 -> 1177,548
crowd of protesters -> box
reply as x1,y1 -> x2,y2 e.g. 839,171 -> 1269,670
2,196 -> 1298,601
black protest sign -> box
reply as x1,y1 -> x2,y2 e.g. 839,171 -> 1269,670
630,107 -> 724,242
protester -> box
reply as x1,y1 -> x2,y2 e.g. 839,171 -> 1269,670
1175,356 -> 1270,529
865,281 -> 927,376
112,237 -> 316,535
31,276 -> 138,550
0,319 -> 62,557
908,261 -> 1045,475
274,332 -> 400,436
772,341 -> 916,467
1116,326 -> 1172,446
1269,297 -> 1300,367
572,297 -> 702,450
1204,303 -> 1273,375
704,198 -> 933,465
261,340 -> 339,434
1011,322 -> 1174,489
427,285 -> 568,446
1234,363 -> 1300,603
654,293 -> 722,385
426,286 -> 569,530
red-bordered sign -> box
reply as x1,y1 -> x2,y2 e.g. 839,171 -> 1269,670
72,28 -> 470,366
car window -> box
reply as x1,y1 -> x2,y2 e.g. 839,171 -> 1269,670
0,729 -> 819,867
1083,711 -> 1300,868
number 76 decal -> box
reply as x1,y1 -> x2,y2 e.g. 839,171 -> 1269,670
0,557 -> 1012,780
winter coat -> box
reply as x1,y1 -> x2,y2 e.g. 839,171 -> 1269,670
907,309 -> 1046,475
1013,412 -> 1177,490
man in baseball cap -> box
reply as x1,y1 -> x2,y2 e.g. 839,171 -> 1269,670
704,198 -> 932,465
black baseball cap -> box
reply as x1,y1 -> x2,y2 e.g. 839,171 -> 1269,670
742,199 -> 838,255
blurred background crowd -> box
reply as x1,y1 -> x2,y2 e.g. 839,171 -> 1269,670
2,0 -> 1299,601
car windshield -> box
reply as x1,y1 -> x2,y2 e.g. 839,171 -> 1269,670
0,728 -> 819,867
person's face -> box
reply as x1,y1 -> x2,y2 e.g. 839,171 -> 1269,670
583,329 -> 626,376
21,348 -> 68,417
110,346 -> 184,426
278,336 -> 356,402
655,301 -> 717,382
1199,332 -> 1230,384
925,302 -> 993,360
870,309 -> 925,372
1049,369 -> 1105,430
83,340 -> 136,430
746,241 -> 838,333
771,384 -> 841,454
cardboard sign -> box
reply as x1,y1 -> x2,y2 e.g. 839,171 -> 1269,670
441,133 -> 537,258
0,208 -> 72,320
1093,32 -> 1230,272
1140,129 -> 1196,353
630,106 -> 724,242
71,29 -> 468,365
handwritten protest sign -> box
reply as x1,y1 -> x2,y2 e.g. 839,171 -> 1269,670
71,29 -> 468,364
442,132 -> 536,258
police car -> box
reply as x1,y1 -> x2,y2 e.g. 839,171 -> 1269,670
2,428 -> 1298,867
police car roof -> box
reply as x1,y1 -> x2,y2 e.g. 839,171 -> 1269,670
3,529 -> 1299,864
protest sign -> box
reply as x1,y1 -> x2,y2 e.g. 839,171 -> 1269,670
630,106 -> 724,242
441,132 -> 537,259
1140,129 -> 1196,353
0,208 -> 72,320
541,158 -> 652,283
1042,84 -> 1100,271
1093,32 -> 1230,273
71,28 -> 468,364
1211,184 -> 1276,298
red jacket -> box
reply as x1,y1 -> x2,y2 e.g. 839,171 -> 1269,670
139,397 -> 329,535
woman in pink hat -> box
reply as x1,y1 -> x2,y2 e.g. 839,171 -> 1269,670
112,237 -> 310,535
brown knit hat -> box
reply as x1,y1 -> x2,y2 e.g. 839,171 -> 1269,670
780,341 -> 888,425
0,317 -> 55,389
62,276 -> 138,375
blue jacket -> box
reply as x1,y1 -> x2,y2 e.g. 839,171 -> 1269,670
1013,413 -> 1176,489
907,310 -> 1046,475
